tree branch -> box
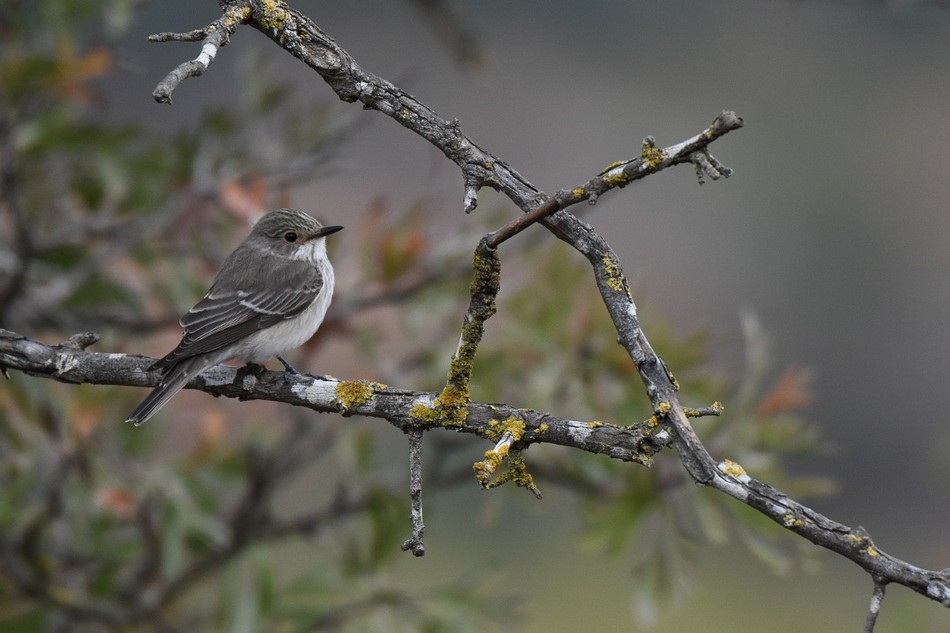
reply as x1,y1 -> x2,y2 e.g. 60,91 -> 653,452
864,578 -> 887,633
102,0 -> 950,619
400,429 -> 426,557
0,329 -> 664,464
149,2 -> 251,104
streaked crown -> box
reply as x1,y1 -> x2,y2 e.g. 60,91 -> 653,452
252,208 -> 324,239
249,208 -> 343,252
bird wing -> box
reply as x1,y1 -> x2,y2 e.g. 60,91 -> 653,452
151,254 -> 323,370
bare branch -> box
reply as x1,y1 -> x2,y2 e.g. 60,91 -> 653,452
863,577 -> 887,633
149,3 -> 251,104
400,430 -> 426,557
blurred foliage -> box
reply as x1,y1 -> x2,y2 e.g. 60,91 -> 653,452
0,2 -> 830,632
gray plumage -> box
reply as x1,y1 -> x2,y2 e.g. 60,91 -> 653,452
126,208 -> 342,425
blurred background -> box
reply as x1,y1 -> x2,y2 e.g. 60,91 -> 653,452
2,0 -> 950,631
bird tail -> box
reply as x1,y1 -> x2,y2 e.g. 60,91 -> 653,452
125,360 -> 204,426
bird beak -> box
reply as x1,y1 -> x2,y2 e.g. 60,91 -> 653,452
314,225 -> 344,238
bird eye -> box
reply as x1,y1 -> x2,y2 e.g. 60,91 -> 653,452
283,231 -> 298,243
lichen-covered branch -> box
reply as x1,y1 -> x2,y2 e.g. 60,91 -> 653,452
473,419 -> 542,499
421,238 -> 500,428
0,329 -> 663,464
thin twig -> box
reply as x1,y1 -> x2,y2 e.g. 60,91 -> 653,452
149,3 -> 250,104
863,577 -> 887,633
401,429 -> 426,556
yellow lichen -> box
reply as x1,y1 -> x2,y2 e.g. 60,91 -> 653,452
407,387 -> 469,429
537,422 -> 550,434
571,187 -> 585,199
866,546 -> 879,557
408,403 -> 440,424
719,458 -> 747,479
482,454 -> 540,497
473,446 -> 507,485
598,160 -> 626,175
485,416 -> 526,442
656,401 -> 672,415
640,137 -> 665,168
258,0 -> 290,31
602,169 -> 627,186
434,385 -> 469,426
601,255 -> 628,295
588,420 -> 604,429
335,380 -> 384,410
507,455 -> 537,490
435,384 -> 468,408
432,245 -> 500,428
223,4 -> 251,26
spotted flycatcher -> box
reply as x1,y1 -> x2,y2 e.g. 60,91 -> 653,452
126,208 -> 343,425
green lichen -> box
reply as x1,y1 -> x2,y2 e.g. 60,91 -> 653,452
335,380 -> 384,410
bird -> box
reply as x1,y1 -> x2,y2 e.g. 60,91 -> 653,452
126,208 -> 343,425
